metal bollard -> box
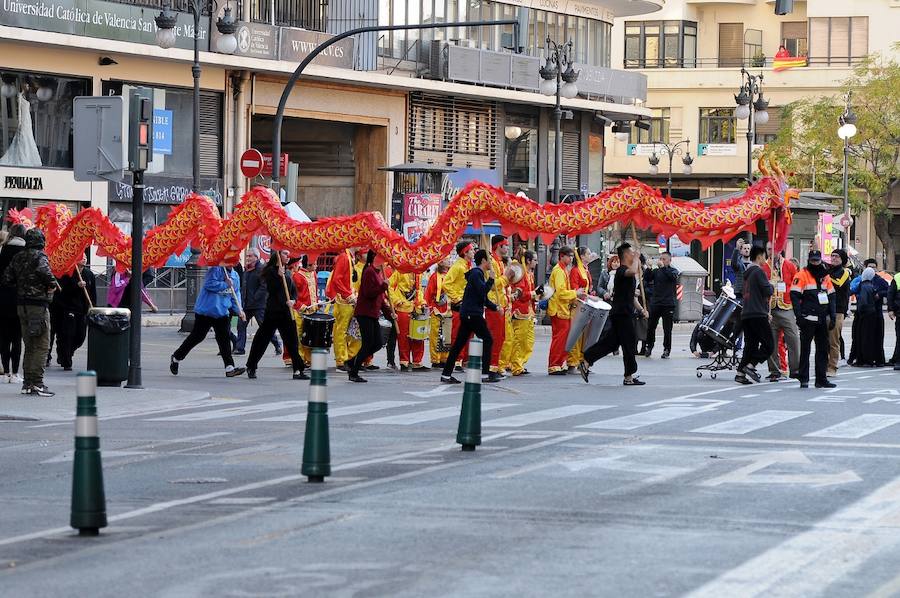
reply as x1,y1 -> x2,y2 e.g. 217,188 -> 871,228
70,371 -> 107,536
301,349 -> 331,482
456,338 -> 483,451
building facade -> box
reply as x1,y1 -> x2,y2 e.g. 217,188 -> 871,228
602,0 -> 900,279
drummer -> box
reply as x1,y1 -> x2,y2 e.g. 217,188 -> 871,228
486,235 -> 511,376
325,247 -> 360,372
389,268 -> 428,371
510,251 -> 538,376
567,246 -> 594,370
285,256 -> 318,366
425,258 -> 452,369
548,246 -> 586,375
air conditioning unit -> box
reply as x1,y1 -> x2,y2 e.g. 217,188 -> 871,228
427,40 -> 448,79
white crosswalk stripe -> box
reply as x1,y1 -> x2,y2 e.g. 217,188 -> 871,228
691,410 -> 813,435
484,405 -> 613,428
251,401 -> 423,422
804,414 -> 900,439
360,403 -> 516,425
577,406 -> 718,431
148,400 -> 309,422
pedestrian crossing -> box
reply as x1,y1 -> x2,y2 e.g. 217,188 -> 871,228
132,388 -> 900,442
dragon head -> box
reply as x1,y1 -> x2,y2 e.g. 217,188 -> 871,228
758,152 -> 795,253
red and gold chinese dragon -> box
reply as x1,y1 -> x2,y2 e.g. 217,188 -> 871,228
11,156 -> 794,277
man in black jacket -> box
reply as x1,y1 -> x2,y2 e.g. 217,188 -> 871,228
791,250 -> 837,389
828,249 -> 851,375
235,249 -> 281,355
736,245 -> 774,384
51,255 -> 97,371
441,249 -> 502,384
888,271 -> 900,370
643,252 -> 679,359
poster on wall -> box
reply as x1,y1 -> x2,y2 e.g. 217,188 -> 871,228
443,168 -> 503,236
402,193 -> 442,243
817,213 -> 835,256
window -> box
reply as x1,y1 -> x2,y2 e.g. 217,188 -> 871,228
252,0 -> 327,30
781,22 -> 807,57
0,70 -> 90,169
754,107 -> 782,145
623,21 -> 698,68
699,108 -> 737,144
504,114 -> 537,188
744,28 -> 762,63
629,108 -> 670,145
718,23 -> 743,68
809,17 -> 868,65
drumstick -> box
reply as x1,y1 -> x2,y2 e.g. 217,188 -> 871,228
274,251 -> 296,322
75,267 -> 94,310
629,223 -> 647,310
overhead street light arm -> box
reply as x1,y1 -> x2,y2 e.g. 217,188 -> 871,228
270,19 -> 520,189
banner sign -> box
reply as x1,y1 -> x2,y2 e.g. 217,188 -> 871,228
402,193 -> 442,243
627,143 -> 658,157
152,109 -> 173,156
0,0 -> 209,50
698,143 -> 737,157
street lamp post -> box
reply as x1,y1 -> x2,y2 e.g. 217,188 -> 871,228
837,90 -> 858,250
538,37 -> 578,283
647,139 -> 693,199
155,2 -> 237,332
733,68 -> 769,184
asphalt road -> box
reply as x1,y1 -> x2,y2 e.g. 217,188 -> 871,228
1,320 -> 899,597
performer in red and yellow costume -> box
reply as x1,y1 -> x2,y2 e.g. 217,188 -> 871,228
444,241 -> 474,370
548,246 -> 585,374
486,235 -> 510,374
284,256 -> 318,365
567,246 -> 594,369
325,247 -> 360,370
509,250 -> 537,376
389,269 -> 427,370
425,258 -> 452,368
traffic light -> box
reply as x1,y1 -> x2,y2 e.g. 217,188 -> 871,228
128,88 -> 153,172
775,0 -> 793,15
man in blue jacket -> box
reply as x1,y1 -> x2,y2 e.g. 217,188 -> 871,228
170,265 -> 246,377
440,249 -> 503,384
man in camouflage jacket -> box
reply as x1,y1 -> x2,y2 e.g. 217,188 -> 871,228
2,228 -> 57,396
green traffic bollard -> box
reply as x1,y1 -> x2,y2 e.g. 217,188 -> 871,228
456,338 -> 483,451
301,349 -> 331,482
70,371 -> 107,536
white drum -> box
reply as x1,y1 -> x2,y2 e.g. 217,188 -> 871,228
565,297 -> 611,352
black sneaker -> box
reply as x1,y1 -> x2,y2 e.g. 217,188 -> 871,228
348,374 -> 367,383
336,365 -> 348,373
365,365 -> 380,371
226,367 -> 246,378
170,356 -> 179,376
441,375 -> 461,384
413,365 -> 430,371
247,368 -> 257,379
661,351 -> 670,359
740,366 -> 761,383
767,372 -> 786,382
293,370 -> 310,380
454,365 -> 464,373
800,382 -> 809,388
548,370 -> 568,376
28,385 -> 55,397
815,380 -> 836,389
233,349 -> 245,355
483,372 -> 503,383
735,374 -> 752,385
578,361 -> 590,383
623,378 -> 646,386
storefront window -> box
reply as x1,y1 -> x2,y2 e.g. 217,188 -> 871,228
504,114 -> 537,188
102,81 -> 222,179
0,70 -> 90,169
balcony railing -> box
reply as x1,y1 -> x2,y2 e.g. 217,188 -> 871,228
624,56 -> 867,69
250,0 -> 327,30
102,0 -> 222,15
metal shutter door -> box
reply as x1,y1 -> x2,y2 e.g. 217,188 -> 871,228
851,17 -> 868,61
199,92 -> 221,178
562,130 -> 579,190
808,18 -> 829,64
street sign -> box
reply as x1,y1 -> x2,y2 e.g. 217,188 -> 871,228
240,148 -> 264,178
72,96 -> 127,182
657,234 -> 667,247
839,214 -> 853,228
262,152 -> 289,177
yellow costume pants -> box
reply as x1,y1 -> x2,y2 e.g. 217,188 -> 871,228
429,314 -> 449,366
499,314 -> 514,371
567,335 -> 584,367
510,317 -> 535,375
332,303 -> 360,366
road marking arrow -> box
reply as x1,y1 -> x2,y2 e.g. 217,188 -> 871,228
700,450 -> 861,488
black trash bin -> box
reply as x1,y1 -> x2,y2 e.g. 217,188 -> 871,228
87,307 -> 130,387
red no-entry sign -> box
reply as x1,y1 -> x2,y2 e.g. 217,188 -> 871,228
240,148 -> 264,179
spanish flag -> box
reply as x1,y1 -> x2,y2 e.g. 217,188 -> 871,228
773,56 -> 807,72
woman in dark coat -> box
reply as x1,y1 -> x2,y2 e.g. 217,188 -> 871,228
244,255 -> 308,380
854,267 -> 886,367
0,224 -> 27,383
346,250 -> 392,383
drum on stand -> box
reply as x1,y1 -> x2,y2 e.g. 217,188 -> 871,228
437,315 -> 453,352
409,313 -> 430,341
698,294 -> 742,349
565,297 -> 611,352
300,312 -> 335,349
